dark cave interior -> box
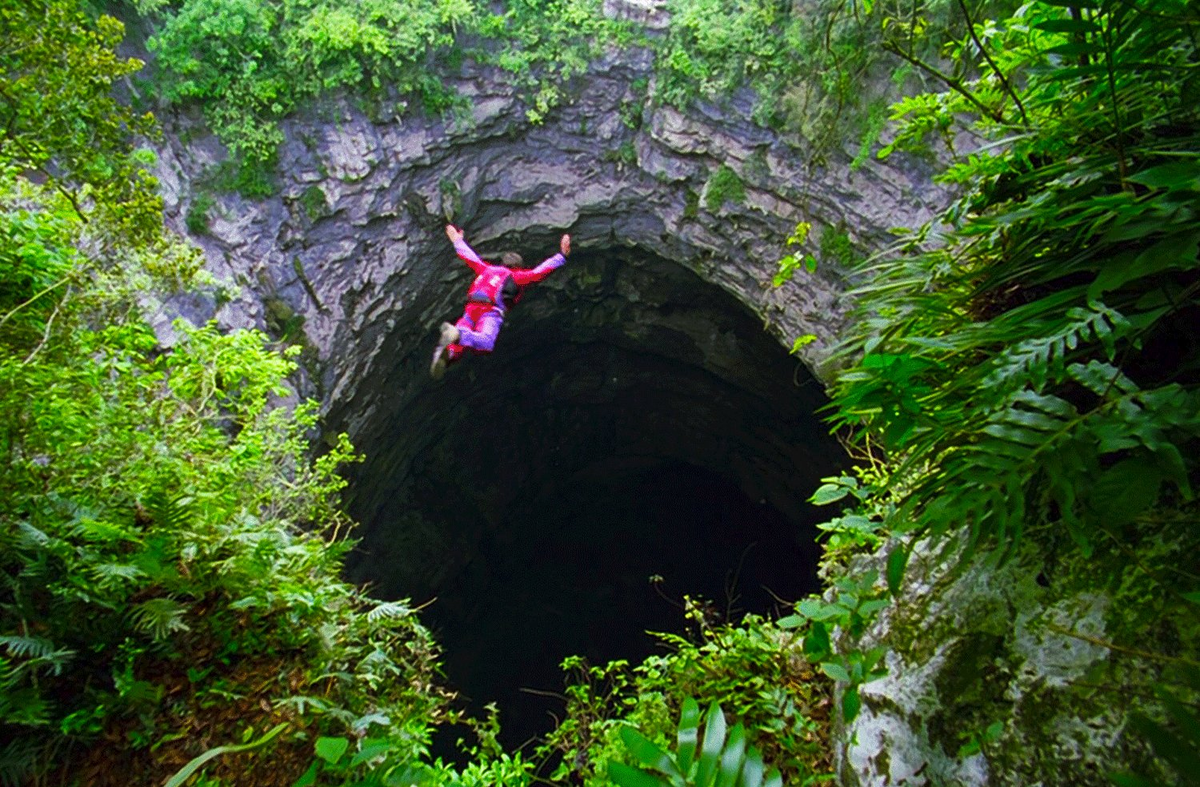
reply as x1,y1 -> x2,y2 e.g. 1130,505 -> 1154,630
341,247 -> 847,752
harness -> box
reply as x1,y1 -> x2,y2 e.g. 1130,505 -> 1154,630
467,268 -> 521,310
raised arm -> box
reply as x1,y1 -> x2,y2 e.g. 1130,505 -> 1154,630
512,234 -> 570,286
446,225 -> 487,274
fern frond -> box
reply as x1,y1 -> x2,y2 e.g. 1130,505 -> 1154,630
70,518 -> 142,545
142,487 -> 194,531
366,601 -> 411,624
1068,360 -> 1139,398
15,523 -> 49,549
0,636 -> 54,660
0,688 -> 52,727
981,303 -> 1130,400
130,598 -> 191,641
91,563 -> 146,588
0,638 -> 52,662
0,737 -> 40,787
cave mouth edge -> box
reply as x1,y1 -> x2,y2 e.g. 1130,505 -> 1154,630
339,247 -> 847,752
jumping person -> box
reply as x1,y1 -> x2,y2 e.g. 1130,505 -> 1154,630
430,225 -> 570,379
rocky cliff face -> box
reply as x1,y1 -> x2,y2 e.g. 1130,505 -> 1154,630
150,40 -> 969,779
833,533 -> 1160,787
153,48 -> 943,404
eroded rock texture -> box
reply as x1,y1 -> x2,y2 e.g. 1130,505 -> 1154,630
149,40 -> 956,775
833,535 -> 1165,787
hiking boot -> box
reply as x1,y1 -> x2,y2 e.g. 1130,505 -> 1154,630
429,322 -> 460,380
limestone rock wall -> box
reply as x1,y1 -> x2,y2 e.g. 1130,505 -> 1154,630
146,42 -> 1123,787
153,49 -> 944,438
832,534 -> 1166,787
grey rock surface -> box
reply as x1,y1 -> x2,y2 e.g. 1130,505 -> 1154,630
152,44 -> 1015,786
155,49 -> 944,432
831,534 -> 1165,787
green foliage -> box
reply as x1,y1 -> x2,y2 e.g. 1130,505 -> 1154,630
819,0 -> 1200,774
818,226 -> 857,268
299,185 -> 328,221
1112,672 -> 1200,786
703,165 -> 746,212
850,98 -> 889,170
604,140 -> 639,167
774,222 -> 816,286
543,609 -> 833,786
657,0 -> 792,105
196,155 -> 279,201
285,702 -> 539,786
186,193 -> 216,235
0,5 -> 451,780
0,0 -> 163,243
143,0 -> 631,168
480,0 -> 632,122
608,699 -> 784,787
656,0 -> 978,157
149,0 -> 476,166
829,0 -> 1200,562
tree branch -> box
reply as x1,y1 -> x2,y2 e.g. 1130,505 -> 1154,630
882,42 -> 1005,123
954,0 -> 1028,126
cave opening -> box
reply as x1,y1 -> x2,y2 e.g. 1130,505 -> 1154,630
341,245 -> 846,752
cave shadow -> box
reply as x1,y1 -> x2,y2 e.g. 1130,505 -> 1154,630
340,248 -> 847,758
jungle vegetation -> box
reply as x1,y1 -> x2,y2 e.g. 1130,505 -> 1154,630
1,0 -> 1198,785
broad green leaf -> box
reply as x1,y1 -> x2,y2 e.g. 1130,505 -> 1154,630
620,725 -> 683,779
776,614 -> 805,629
1091,230 -> 1200,295
1129,711 -> 1200,776
842,684 -> 862,723
1035,18 -> 1101,34
804,622 -> 831,660
1127,162 -> 1200,191
314,736 -> 349,764
677,697 -> 700,773
859,598 -> 890,616
886,545 -> 908,597
981,423 -> 1043,445
695,703 -> 727,787
1089,457 -> 1161,527
740,746 -> 765,787
798,599 -> 848,621
608,762 -> 668,787
821,662 -> 851,682
810,484 -> 851,505
1044,42 -> 1102,57
715,724 -> 746,787
291,761 -> 318,787
763,767 -> 783,787
349,739 -> 392,767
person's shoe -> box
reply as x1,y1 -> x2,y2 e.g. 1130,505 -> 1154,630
430,322 -> 460,380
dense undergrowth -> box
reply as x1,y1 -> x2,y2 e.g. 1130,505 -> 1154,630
793,0 -> 1200,782
1,4 -> 458,784
3,0 -> 1199,785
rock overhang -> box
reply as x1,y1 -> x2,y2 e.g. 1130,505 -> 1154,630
151,49 -> 947,746
336,243 -> 849,748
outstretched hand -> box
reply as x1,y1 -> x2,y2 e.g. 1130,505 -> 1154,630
560,234 -> 571,257
445,225 -> 464,243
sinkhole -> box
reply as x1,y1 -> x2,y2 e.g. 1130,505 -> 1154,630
341,246 -> 846,750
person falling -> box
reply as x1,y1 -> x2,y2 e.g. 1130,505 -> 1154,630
430,224 -> 571,379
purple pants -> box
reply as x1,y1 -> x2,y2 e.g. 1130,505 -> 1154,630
454,304 -> 504,353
